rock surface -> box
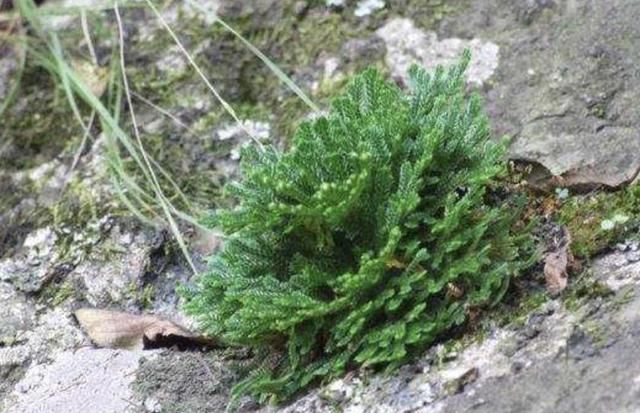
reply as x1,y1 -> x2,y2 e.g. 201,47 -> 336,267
376,18 -> 500,86
460,0 -> 640,190
4,349 -> 148,413
437,250 -> 640,413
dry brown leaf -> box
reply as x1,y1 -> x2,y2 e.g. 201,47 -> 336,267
540,195 -> 559,218
544,250 -> 569,295
544,227 -> 575,295
74,308 -> 217,351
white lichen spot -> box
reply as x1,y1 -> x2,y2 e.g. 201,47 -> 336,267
600,219 -> 615,231
144,396 -> 163,413
355,0 -> 385,17
323,57 -> 341,80
376,18 -> 500,86
155,45 -> 187,74
217,120 -> 271,161
326,0 -> 346,7
217,120 -> 270,142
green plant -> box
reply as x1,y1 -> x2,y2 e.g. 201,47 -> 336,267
184,52 -> 534,403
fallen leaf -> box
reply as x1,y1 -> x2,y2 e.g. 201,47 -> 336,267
540,195 -> 559,218
544,227 -> 575,295
74,308 -> 218,351
544,250 -> 568,295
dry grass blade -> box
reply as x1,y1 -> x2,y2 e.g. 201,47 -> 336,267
142,0 -> 263,150
63,10 -> 98,189
184,0 -> 319,113
131,91 -> 199,137
114,1 -> 198,276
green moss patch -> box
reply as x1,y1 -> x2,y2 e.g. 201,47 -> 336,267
0,65 -> 82,171
558,185 -> 640,258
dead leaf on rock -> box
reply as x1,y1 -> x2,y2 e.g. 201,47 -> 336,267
544,250 -> 568,295
544,227 -> 576,295
74,308 -> 218,351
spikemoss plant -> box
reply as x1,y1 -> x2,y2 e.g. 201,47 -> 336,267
184,51 -> 534,403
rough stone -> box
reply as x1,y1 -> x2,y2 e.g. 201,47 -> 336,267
2,348 -> 148,413
155,45 -> 187,74
326,0 -> 345,8
0,306 -> 89,407
430,248 -> 640,413
437,333 -> 640,413
376,18 -> 500,86
0,227 -> 59,293
593,250 -> 640,291
131,351 -> 234,413
9,307 -> 88,363
0,283 -> 34,345
516,0 -> 556,25
71,224 -> 155,308
461,0 -> 640,190
340,36 -> 386,66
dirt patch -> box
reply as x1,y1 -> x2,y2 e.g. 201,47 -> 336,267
131,351 -> 243,413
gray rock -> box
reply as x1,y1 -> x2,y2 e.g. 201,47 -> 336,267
154,45 -> 187,75
594,251 -> 640,291
565,327 -> 599,360
0,307 -> 88,365
0,227 -> 59,293
517,0 -> 555,25
0,305 -> 89,406
326,0 -> 345,8
213,120 -> 271,177
340,36 -> 386,65
441,367 -> 479,395
2,348 -> 148,413
72,224 -> 155,308
143,396 -> 162,413
131,351 -> 234,413
466,0 -> 640,190
438,332 -> 640,413
433,247 -> 640,413
376,18 -> 500,86
0,283 -> 34,345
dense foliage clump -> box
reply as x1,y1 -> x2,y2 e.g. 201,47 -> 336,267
184,51 -> 533,403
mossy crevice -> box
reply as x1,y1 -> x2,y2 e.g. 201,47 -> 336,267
1,64 -> 82,171
558,185 -> 640,258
